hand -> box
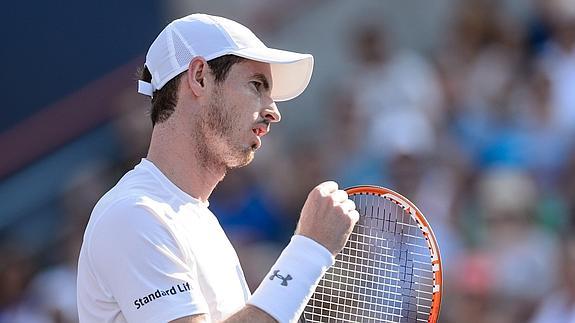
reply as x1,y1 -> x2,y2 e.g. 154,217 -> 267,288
295,181 -> 359,256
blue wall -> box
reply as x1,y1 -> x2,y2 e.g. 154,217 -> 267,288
1,0 -> 162,131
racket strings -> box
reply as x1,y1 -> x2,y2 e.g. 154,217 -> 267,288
303,193 -> 435,322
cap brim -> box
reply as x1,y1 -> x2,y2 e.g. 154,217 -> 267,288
231,47 -> 313,102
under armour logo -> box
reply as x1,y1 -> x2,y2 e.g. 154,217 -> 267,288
269,270 -> 292,286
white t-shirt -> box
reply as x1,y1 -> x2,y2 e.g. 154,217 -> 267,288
77,159 -> 250,323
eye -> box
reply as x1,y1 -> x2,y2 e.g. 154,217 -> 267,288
250,80 -> 263,92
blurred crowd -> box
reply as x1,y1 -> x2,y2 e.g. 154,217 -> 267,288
2,0 -> 575,322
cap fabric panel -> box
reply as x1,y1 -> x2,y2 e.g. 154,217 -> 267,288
208,15 -> 266,49
140,13 -> 314,101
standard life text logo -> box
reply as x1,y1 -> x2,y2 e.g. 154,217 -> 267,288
134,282 -> 191,309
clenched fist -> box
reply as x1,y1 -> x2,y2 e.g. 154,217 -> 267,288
295,181 -> 360,256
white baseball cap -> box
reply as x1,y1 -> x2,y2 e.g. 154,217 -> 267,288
138,13 -> 314,102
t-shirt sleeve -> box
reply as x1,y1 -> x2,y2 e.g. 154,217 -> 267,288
88,198 -> 209,323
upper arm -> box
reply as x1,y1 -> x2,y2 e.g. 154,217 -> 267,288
88,199 -> 209,322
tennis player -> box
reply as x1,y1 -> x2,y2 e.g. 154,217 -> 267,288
77,13 -> 359,323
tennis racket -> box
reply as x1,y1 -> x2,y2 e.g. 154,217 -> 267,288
301,185 -> 442,322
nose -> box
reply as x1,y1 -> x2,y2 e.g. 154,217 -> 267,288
262,102 -> 281,123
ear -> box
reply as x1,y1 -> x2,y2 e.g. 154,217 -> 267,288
186,57 -> 208,97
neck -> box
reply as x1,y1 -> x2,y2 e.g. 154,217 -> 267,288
146,121 -> 225,203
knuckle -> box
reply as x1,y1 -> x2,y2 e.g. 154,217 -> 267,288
335,191 -> 346,202
326,180 -> 339,189
319,181 -> 338,192
348,199 -> 357,210
309,187 -> 323,198
350,210 -> 360,222
340,199 -> 356,212
330,190 -> 347,203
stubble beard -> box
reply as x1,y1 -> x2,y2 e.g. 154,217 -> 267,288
194,90 -> 255,174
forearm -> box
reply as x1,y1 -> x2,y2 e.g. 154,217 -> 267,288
173,235 -> 333,323
223,305 -> 277,323
170,305 -> 277,323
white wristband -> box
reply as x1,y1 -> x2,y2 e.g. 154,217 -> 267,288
248,235 -> 335,323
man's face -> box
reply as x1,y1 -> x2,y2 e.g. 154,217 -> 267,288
195,60 -> 280,170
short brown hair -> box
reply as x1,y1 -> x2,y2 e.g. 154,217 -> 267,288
139,55 -> 246,126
